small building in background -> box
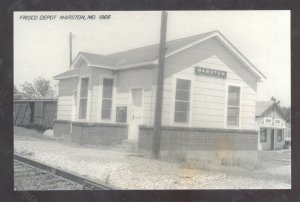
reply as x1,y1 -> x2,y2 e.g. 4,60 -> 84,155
256,101 -> 289,150
284,123 -> 291,148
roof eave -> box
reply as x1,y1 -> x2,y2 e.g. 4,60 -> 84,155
14,99 -> 58,102
53,74 -> 78,80
89,64 -> 117,70
89,61 -> 157,71
215,31 -> 267,81
116,61 -> 157,71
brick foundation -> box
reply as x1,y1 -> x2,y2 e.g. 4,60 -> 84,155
53,120 -> 128,145
139,125 -> 259,163
53,120 -> 71,138
139,125 -> 258,150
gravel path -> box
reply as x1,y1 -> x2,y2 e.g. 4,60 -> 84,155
14,140 -> 291,189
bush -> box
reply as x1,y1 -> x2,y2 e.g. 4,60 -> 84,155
282,142 -> 290,149
43,129 -> 54,137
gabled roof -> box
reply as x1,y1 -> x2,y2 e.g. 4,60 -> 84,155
256,101 -> 274,116
256,101 -> 287,121
54,30 -> 266,80
76,31 -> 216,69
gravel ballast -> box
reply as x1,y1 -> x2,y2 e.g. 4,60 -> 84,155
14,140 -> 291,189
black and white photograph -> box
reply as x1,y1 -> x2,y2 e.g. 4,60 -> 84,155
13,11 -> 291,190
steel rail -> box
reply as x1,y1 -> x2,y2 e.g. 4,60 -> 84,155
14,154 -> 116,190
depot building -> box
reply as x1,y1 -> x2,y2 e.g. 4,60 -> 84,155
256,101 -> 289,151
53,30 -> 266,161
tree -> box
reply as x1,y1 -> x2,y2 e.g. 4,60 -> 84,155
20,77 -> 55,99
14,85 -> 23,99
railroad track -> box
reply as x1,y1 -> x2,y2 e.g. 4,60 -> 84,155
14,154 -> 115,190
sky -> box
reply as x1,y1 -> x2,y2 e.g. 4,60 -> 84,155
14,11 -> 290,106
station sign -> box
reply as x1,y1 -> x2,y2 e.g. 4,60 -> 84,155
194,66 -> 227,79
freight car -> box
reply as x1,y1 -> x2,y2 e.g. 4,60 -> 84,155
14,99 -> 57,129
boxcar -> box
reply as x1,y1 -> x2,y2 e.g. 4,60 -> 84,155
14,99 -> 57,129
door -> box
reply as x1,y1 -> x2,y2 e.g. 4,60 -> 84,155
271,129 -> 275,150
128,88 -> 143,141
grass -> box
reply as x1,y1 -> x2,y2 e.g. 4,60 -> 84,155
14,126 -> 56,141
14,147 -> 34,157
159,150 -> 291,184
178,158 -> 291,184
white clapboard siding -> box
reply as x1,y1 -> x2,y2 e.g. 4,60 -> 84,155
57,108 -> 72,120
193,101 -> 225,110
241,123 -> 257,130
242,99 -> 256,107
192,120 -> 224,128
194,81 -> 226,91
192,113 -> 225,122
193,95 -> 225,104
117,68 -> 155,125
193,108 -> 225,116
161,37 -> 257,129
241,111 -> 256,119
57,78 -> 77,120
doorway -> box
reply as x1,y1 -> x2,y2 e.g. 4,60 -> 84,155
271,129 -> 275,150
128,88 -> 143,141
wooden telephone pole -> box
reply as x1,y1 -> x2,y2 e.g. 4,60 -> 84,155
152,11 -> 168,159
69,32 -> 73,69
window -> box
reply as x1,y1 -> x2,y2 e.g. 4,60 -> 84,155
277,130 -> 283,141
274,119 -> 282,126
174,79 -> 191,123
116,106 -> 127,123
260,128 -> 267,142
227,86 -> 240,126
101,78 -> 113,120
79,78 -> 89,119
264,117 -> 273,125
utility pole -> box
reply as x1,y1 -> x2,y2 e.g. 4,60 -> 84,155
69,32 -> 73,69
152,11 -> 168,159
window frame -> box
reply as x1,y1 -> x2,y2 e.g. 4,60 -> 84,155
274,118 -> 283,126
115,106 -> 127,123
72,89 -> 78,121
173,78 -> 192,124
101,78 -> 114,120
260,128 -> 267,143
225,84 -> 242,128
263,117 -> 273,125
277,129 -> 283,142
77,76 -> 90,121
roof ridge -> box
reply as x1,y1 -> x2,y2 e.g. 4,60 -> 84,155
166,30 -> 218,43
256,101 -> 287,121
79,51 -> 105,56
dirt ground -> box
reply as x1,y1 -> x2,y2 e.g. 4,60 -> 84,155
14,126 -> 291,189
